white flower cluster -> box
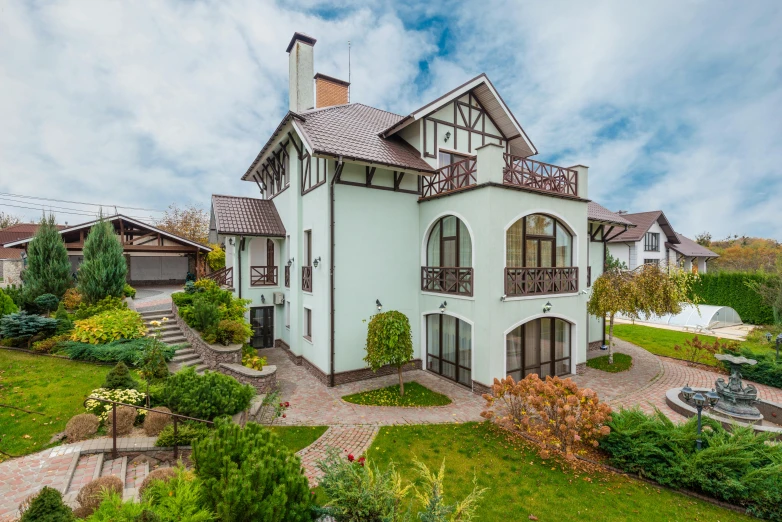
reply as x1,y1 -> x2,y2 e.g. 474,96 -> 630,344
85,388 -> 147,421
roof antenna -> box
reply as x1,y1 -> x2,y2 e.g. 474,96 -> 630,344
348,40 -> 351,103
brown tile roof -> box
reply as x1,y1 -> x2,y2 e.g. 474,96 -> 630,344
606,210 -> 679,244
667,233 -> 718,258
296,103 -> 435,173
0,223 -> 64,245
587,202 -> 635,226
211,195 -> 286,237
0,247 -> 23,260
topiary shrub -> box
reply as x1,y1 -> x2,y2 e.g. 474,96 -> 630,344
65,413 -> 100,442
75,475 -> 123,516
137,467 -> 178,498
364,310 -> 414,396
77,217 -> 127,304
143,406 -> 172,436
105,405 -> 137,436
71,309 -> 145,344
103,362 -> 138,390
0,311 -> 58,347
163,367 -> 254,421
193,422 -> 312,521
154,420 -> 212,447
19,486 -> 73,522
34,293 -> 59,316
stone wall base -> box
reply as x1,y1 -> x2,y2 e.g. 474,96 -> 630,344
471,380 -> 492,396
576,362 -> 587,375
588,340 -> 604,352
219,363 -> 277,393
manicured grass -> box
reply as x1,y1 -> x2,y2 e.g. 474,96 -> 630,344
364,422 -> 754,521
269,425 -> 328,453
342,382 -> 452,407
0,349 -> 110,461
587,353 -> 633,373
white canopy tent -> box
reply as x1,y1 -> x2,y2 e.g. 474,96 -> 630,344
620,304 -> 743,330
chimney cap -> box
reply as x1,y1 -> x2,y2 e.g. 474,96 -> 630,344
314,72 -> 350,87
286,32 -> 317,53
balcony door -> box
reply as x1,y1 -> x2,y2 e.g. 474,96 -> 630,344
423,215 -> 473,296
426,314 -> 472,387
506,318 -> 571,380
250,306 -> 274,349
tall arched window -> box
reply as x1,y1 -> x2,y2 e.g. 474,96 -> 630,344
506,318 -> 571,379
422,216 -> 473,296
505,214 -> 576,296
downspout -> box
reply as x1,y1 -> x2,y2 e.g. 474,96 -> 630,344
329,157 -> 343,387
238,236 -> 245,298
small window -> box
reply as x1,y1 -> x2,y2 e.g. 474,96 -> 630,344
644,232 -> 660,252
303,307 -> 312,340
304,230 -> 312,266
644,259 -> 660,266
438,150 -> 469,167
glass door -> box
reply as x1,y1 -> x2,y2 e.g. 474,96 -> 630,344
250,306 -> 274,349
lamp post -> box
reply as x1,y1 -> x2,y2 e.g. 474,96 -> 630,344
681,385 -> 720,450
776,334 -> 782,362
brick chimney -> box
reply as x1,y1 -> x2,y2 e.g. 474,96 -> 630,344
314,73 -> 350,108
286,32 -> 316,113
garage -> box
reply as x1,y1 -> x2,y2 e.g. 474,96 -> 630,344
130,256 -> 190,283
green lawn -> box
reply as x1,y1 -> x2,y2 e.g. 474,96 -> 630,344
269,425 -> 328,453
363,422 -> 753,522
342,381 -> 452,407
587,353 -> 633,373
0,349 -> 110,460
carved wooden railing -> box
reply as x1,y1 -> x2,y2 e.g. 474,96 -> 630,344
505,267 -> 578,296
503,155 -> 578,196
421,266 -> 473,297
250,266 -> 278,286
421,157 -> 477,198
202,266 -> 233,287
284,265 -> 290,288
302,265 -> 313,293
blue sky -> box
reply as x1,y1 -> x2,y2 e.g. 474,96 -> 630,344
1,0 -> 781,239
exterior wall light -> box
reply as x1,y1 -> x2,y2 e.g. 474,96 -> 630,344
376,299 -> 382,311
444,131 -> 451,142
287,258 -> 294,267
439,301 -> 447,313
500,294 -> 507,302
228,238 -> 235,245
543,301 -> 552,313
261,295 -> 266,304
313,256 -> 321,268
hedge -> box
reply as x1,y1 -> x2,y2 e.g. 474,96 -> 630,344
690,272 -> 776,325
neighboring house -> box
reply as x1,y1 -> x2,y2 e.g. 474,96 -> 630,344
606,210 -> 718,273
0,223 -> 65,285
208,31 -> 624,392
4,214 -> 211,285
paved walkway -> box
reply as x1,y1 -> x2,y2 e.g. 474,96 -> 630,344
573,339 -> 782,420
296,425 -> 379,485
133,285 -> 180,312
265,348 -> 485,426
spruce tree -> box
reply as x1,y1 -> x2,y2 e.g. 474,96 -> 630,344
78,217 -> 127,303
24,214 -> 71,299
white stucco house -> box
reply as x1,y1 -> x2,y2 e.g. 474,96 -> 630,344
606,210 -> 718,273
208,32 -> 632,392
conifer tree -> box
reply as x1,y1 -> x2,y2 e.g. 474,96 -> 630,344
24,214 -> 71,299
78,217 -> 127,303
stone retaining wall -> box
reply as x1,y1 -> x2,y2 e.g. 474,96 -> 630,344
171,301 -> 241,369
219,363 -> 277,393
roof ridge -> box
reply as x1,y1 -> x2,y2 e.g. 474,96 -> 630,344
300,102 -> 404,119
213,194 -> 266,202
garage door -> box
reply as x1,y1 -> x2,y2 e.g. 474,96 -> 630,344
130,256 -> 189,282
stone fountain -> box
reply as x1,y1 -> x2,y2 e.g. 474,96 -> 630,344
712,354 -> 762,422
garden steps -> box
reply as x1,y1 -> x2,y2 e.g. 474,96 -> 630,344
61,452 -> 154,506
172,352 -> 201,364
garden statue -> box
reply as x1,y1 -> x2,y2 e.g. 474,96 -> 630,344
713,354 -> 762,421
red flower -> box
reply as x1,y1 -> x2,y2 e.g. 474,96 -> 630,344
347,454 -> 355,462
284,402 -> 290,408
358,456 -> 366,463
282,414 -> 286,418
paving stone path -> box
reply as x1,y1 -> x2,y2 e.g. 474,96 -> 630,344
296,425 -> 379,485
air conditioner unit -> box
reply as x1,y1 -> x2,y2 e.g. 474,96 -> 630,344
273,292 -> 285,305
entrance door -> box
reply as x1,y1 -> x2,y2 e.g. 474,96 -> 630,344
426,314 -> 472,387
250,306 -> 274,349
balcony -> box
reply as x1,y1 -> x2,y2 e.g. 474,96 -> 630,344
421,266 -> 473,297
505,267 -> 578,297
250,266 -> 278,286
302,265 -> 313,293
284,265 -> 290,288
202,266 -> 233,288
421,157 -> 477,198
503,154 -> 578,197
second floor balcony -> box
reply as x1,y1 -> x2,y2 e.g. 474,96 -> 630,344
250,265 -> 278,286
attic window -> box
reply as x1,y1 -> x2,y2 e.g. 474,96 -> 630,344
644,232 -> 660,252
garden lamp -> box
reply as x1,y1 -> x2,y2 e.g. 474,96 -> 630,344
681,385 -> 694,401
776,334 -> 782,362
706,389 -> 720,407
765,332 -> 772,343
692,392 -> 706,450
681,386 -> 719,451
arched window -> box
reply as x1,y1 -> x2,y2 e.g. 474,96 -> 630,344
506,318 -> 571,379
505,214 -> 575,296
423,216 -> 473,296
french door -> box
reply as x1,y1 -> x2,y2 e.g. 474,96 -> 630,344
426,314 -> 472,387
250,306 -> 274,349
506,318 -> 571,380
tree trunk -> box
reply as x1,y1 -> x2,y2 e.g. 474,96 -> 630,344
608,313 -> 615,364
398,366 -> 405,397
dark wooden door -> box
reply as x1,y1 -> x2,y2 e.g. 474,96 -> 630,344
250,306 -> 274,349
267,239 -> 274,267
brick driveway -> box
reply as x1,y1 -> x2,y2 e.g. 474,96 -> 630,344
573,339 -> 782,420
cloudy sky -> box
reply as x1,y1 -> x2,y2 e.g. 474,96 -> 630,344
1,0 -> 780,239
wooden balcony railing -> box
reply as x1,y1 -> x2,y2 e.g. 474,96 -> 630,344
503,154 -> 578,197
421,266 -> 473,297
302,265 -> 313,293
284,265 -> 290,288
202,266 -> 233,288
250,266 -> 278,286
421,157 -> 477,198
505,267 -> 578,296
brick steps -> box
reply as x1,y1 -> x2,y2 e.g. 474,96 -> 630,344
140,309 -> 206,372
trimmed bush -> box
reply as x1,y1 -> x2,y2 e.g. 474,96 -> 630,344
171,291 -> 194,307
78,217 -> 127,303
71,309 -> 145,344
65,413 -> 100,442
34,293 -> 59,316
31,333 -> 71,353
184,281 -> 197,295
191,298 -> 220,332
137,467 -> 177,499
19,486 -> 74,522
0,312 -> 58,346
163,367 -> 254,420
60,338 -> 175,366
0,287 -> 19,316
105,405 -> 137,436
211,319 -> 252,346
690,272 -> 776,325
76,475 -> 123,516
193,422 -> 313,521
154,421 -> 212,447
143,406 -> 171,436
103,362 -> 138,390
23,214 -> 72,300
